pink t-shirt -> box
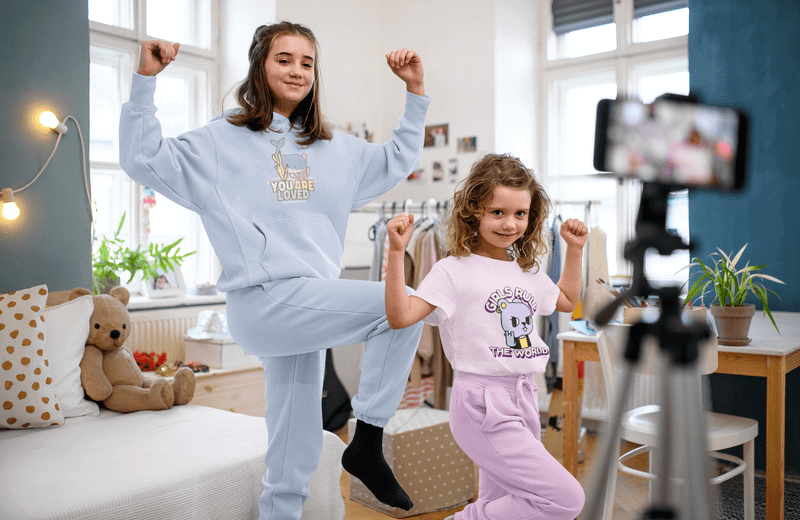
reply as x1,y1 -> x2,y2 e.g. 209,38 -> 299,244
414,254 -> 560,376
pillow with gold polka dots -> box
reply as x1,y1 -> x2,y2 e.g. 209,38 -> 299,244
1,285 -> 64,429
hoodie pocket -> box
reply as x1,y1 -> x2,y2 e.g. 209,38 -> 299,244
254,215 -> 343,281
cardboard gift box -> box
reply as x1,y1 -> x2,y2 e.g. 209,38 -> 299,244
184,335 -> 260,369
347,407 -> 475,517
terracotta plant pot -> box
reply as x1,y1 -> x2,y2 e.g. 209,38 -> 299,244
710,304 -> 756,346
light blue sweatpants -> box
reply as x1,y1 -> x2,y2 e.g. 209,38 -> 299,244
226,277 -> 423,520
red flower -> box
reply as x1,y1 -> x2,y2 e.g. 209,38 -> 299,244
133,350 -> 167,371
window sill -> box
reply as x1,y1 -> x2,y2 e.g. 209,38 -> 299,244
127,292 -> 226,311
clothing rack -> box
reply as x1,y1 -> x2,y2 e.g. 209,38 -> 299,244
552,199 -> 601,225
350,199 -> 449,216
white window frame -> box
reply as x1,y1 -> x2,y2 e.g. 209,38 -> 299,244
538,0 -> 689,281
89,0 -> 221,295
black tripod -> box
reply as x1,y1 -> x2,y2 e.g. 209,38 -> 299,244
582,182 -> 715,520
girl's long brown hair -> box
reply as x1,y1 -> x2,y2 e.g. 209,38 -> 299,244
227,21 -> 332,145
445,153 -> 551,272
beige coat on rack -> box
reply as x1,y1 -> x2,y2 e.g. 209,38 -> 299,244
582,227 -> 615,322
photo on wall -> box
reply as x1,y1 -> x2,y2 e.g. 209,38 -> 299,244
424,123 -> 449,148
448,158 -> 459,183
407,168 -> 425,183
432,161 -> 444,182
457,136 -> 476,153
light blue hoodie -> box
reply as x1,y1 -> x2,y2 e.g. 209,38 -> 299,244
120,73 -> 430,293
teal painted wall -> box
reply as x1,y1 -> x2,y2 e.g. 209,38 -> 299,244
0,1 -> 92,294
689,0 -> 800,472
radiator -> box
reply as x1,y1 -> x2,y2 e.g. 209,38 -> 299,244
127,304 -> 226,363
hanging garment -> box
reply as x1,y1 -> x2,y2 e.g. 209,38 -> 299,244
537,230 -> 554,345
581,227 -> 615,322
547,219 -> 562,367
413,225 -> 441,377
370,219 -> 388,282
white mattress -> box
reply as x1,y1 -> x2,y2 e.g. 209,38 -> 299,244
0,405 -> 346,520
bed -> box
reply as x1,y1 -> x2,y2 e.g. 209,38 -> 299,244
0,406 -> 346,520
0,286 -> 346,520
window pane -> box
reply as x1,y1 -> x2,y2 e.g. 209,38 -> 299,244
89,61 -> 120,162
90,168 -> 131,249
149,68 -> 210,286
559,80 -> 618,175
554,23 -> 617,60
153,75 -> 190,138
644,190 -> 690,285
153,67 -> 208,137
89,0 -> 133,29
639,70 -> 689,103
147,196 -> 206,286
146,0 -> 212,49
633,7 -> 688,43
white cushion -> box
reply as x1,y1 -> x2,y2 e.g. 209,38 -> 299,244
44,295 -> 100,418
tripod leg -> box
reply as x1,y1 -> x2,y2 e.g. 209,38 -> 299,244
653,352 -> 674,509
678,364 -> 714,520
581,364 -> 637,519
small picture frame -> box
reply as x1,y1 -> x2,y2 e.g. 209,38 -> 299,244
143,267 -> 186,298
424,124 -> 449,148
457,136 -> 477,153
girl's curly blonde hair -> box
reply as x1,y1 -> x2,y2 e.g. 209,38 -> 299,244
444,153 -> 551,272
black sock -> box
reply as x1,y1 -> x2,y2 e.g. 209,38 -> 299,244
341,420 -> 414,510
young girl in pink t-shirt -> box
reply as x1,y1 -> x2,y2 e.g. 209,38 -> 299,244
385,153 -> 587,520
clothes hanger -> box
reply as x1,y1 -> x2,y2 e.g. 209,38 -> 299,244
368,202 -> 387,241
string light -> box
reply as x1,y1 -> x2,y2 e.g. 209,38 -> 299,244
1,109 -> 90,222
39,111 -> 68,134
1,189 -> 20,220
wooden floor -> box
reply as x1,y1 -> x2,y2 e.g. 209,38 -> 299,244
336,424 -> 650,520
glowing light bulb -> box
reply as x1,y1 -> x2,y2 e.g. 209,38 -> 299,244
1,188 -> 20,220
39,111 -> 68,134
40,111 -> 59,129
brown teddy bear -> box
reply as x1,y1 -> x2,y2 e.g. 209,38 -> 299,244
70,286 -> 195,412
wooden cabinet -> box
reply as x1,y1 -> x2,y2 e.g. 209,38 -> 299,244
146,364 -> 266,417
189,365 -> 266,417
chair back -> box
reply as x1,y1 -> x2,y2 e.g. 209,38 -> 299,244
596,308 -> 718,413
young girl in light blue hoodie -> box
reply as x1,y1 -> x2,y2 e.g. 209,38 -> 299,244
120,21 -> 429,520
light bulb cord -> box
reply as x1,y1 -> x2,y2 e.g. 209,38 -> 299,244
6,115 -> 93,224
16,131 -> 62,193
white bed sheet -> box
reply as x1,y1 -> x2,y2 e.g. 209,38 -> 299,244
0,405 -> 346,520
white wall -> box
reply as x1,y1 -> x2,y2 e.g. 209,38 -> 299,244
274,0 -> 384,136
494,0 -> 538,169
379,0 -> 497,205
219,0 -> 277,110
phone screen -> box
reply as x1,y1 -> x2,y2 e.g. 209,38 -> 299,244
594,98 -> 746,190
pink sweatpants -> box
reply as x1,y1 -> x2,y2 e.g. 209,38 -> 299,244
450,371 -> 585,520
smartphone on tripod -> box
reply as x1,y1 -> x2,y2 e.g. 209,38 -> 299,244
594,95 -> 748,191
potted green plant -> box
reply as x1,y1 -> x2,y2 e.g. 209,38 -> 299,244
682,244 -> 784,345
92,212 -> 195,295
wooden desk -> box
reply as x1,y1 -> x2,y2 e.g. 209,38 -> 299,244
560,311 -> 800,520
